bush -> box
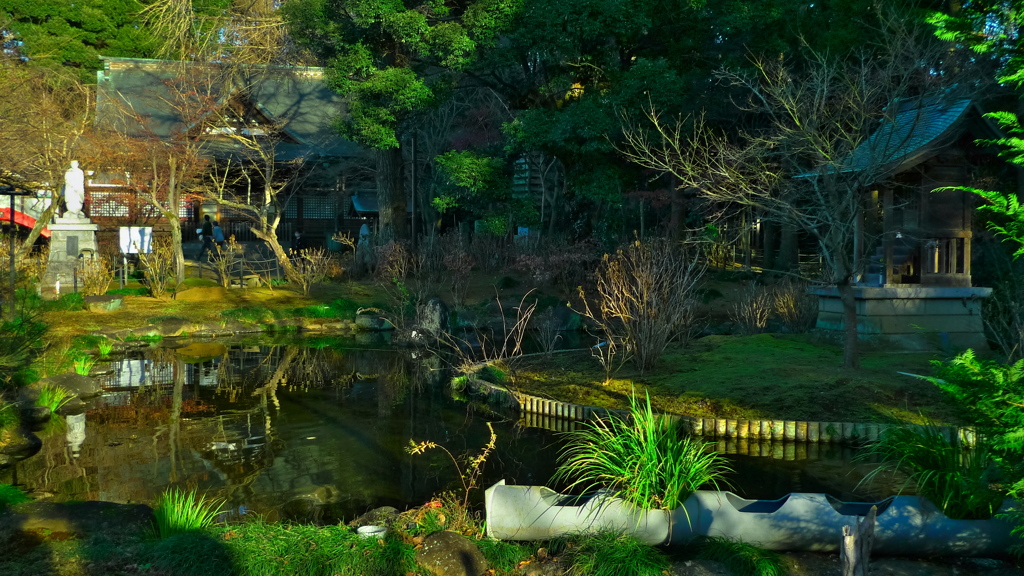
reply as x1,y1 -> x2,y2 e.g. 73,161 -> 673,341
0,484 -> 30,509
859,423 -> 1004,520
578,238 -> 706,374
151,489 -> 224,538
36,384 -> 73,414
686,536 -> 786,576
553,392 -> 731,510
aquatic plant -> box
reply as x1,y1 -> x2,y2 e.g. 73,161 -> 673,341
859,423 -> 1004,520
550,530 -> 668,576
97,340 -> 114,357
150,489 -> 224,539
35,384 -> 73,414
687,536 -> 786,576
553,392 -> 731,510
73,355 -> 95,376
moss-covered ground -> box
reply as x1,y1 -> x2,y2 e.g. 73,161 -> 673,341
509,333 -> 957,424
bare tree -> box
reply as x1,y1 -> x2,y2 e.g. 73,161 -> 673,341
619,24 -> 971,368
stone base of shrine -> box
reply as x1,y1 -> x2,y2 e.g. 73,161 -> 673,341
812,285 -> 992,351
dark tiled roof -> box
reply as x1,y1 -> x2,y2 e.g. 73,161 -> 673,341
96,58 -> 365,160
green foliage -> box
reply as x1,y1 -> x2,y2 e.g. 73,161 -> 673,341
106,287 -> 150,296
97,340 -> 114,357
476,538 -> 533,573
860,424 -> 1004,520
553,392 -> 731,510
222,306 -> 275,324
918,350 -> 1024,452
0,401 -> 19,433
35,384 -> 72,415
0,484 -> 30,508
73,355 -> 95,376
150,489 -> 224,539
145,531 -> 234,576
476,364 -> 508,384
684,536 -> 786,576
551,531 -> 668,576
0,316 -> 46,386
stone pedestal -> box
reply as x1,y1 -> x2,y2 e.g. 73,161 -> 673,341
42,215 -> 100,296
812,285 -> 992,351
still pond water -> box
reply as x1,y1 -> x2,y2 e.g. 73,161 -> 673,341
9,337 -> 884,522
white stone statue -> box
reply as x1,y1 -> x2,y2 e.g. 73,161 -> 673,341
64,160 -> 86,218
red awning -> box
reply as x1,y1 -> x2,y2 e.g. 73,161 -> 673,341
0,208 -> 51,238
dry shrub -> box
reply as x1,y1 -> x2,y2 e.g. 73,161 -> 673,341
208,236 -> 242,288
375,240 -> 413,283
578,238 -> 706,374
514,238 -> 599,290
78,256 -> 115,296
770,278 -> 818,333
0,238 -> 49,291
137,236 -> 176,298
292,247 -> 333,296
729,283 -> 772,335
531,306 -> 562,354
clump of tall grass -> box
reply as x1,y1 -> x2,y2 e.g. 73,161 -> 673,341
476,538 -> 534,573
685,536 -> 786,576
553,392 -> 731,510
0,483 -> 30,508
97,340 -> 114,358
859,424 -> 1004,520
550,530 -> 668,576
150,489 -> 224,538
73,355 -> 95,376
35,384 -> 73,415
0,400 -> 19,432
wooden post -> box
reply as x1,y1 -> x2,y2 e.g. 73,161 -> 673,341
841,505 -> 877,576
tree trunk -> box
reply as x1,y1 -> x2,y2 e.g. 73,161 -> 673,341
17,196 -> 59,260
376,147 -> 407,241
837,279 -> 860,369
762,221 -> 779,271
169,216 -> 185,286
778,223 -> 799,272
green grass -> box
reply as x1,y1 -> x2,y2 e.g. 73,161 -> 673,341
477,364 -> 509,384
859,424 -> 1005,520
36,384 -> 73,414
477,538 -> 533,573
180,278 -> 220,288
97,340 -> 114,357
685,536 -> 786,576
73,355 -> 95,376
105,287 -> 149,296
0,484 -> 30,508
553,392 -> 731,510
512,333 -> 950,423
0,401 -> 19,432
151,489 -> 224,538
550,531 -> 668,576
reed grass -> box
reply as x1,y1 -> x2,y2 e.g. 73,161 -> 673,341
859,424 -> 1004,520
151,489 -> 224,538
35,384 -> 73,414
553,392 -> 731,510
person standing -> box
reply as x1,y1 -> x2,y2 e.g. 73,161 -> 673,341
292,230 -> 308,253
213,221 -> 226,248
199,215 -> 214,260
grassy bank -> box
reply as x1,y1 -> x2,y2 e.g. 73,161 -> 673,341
509,333 -> 955,424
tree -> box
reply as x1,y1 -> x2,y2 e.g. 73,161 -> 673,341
620,22 -> 969,368
284,0 -> 520,240
0,1 -> 158,80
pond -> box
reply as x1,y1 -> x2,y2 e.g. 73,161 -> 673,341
7,337 -> 893,522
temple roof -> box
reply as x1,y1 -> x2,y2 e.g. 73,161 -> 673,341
96,57 -> 365,161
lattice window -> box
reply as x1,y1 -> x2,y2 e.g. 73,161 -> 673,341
303,196 -> 335,219
89,191 -> 131,217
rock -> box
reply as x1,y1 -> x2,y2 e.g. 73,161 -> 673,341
418,298 -> 450,338
175,342 -> 228,363
83,295 -> 123,313
19,406 -> 51,426
0,501 -> 155,537
0,426 -> 42,467
415,531 -> 489,576
279,497 -> 323,524
356,314 -> 395,331
30,373 -> 103,400
155,317 -> 190,337
349,506 -> 399,528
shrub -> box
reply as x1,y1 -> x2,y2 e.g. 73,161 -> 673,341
151,489 -> 224,538
577,238 -> 706,374
729,282 -> 772,335
770,278 -> 818,333
553,392 -> 731,510
0,484 -> 30,508
78,256 -> 115,296
291,247 -> 334,296
137,236 -> 178,297
859,424 -> 1004,520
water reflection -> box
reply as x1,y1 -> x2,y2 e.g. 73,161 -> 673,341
14,339 -> 892,519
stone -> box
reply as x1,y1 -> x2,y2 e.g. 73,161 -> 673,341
349,506 -> 400,528
417,298 -> 451,339
415,531 -> 489,576
19,406 -> 51,426
0,426 -> 42,467
155,317 -> 190,337
175,342 -> 228,363
355,314 -> 395,331
30,373 -> 103,400
279,497 -> 324,524
83,295 -> 123,313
